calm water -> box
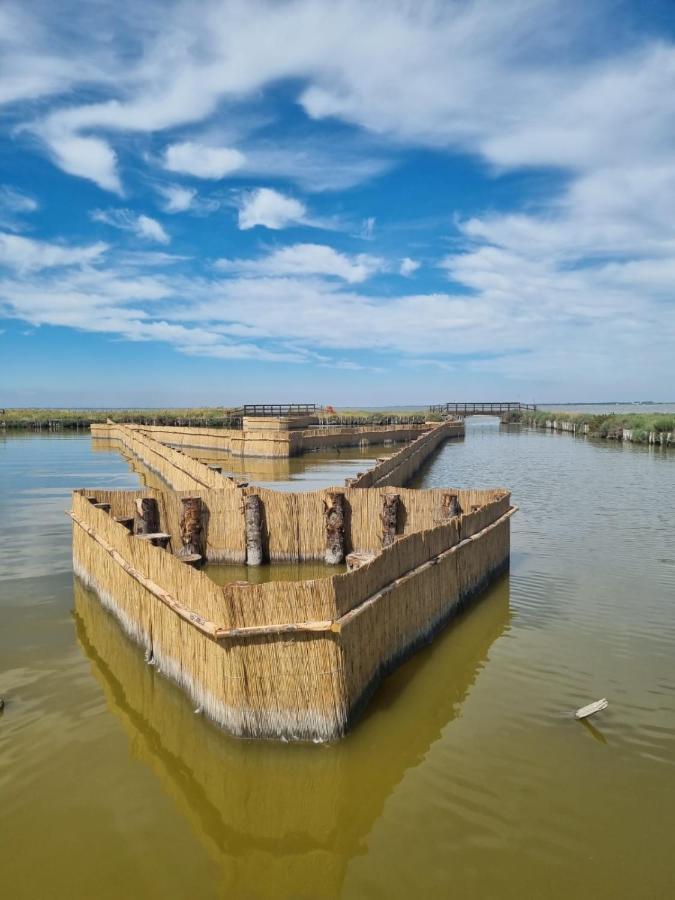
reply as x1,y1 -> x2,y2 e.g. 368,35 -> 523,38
1,424 -> 675,899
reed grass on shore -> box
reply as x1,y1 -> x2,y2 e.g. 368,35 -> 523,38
1,407 -> 431,430
504,408 -> 675,443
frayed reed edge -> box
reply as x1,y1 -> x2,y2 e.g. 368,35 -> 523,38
73,558 -> 343,742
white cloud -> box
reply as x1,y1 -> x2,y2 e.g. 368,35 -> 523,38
0,232 -> 107,272
92,209 -> 169,244
399,257 -> 420,276
163,141 -> 245,179
216,243 -> 385,283
157,184 -> 196,213
47,134 -> 122,194
237,188 -> 307,230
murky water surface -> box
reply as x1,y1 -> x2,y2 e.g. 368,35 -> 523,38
1,424 -> 674,899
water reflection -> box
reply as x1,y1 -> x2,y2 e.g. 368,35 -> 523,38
73,573 -> 510,897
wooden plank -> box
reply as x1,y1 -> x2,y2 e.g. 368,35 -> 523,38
574,698 -> 608,720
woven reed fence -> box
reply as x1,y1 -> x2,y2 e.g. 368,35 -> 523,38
93,420 -> 431,458
93,419 -> 462,497
348,419 -> 464,488
71,481 -> 513,741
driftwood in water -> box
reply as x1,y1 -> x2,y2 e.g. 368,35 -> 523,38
323,491 -> 345,565
380,493 -> 400,547
179,496 -> 204,558
134,497 -> 160,535
244,494 -> 263,566
575,698 -> 608,720
441,492 -> 463,520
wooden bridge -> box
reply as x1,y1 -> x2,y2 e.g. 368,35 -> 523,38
429,402 -> 537,419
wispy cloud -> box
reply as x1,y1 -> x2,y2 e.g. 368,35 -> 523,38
216,243 -> 385,283
92,209 -> 170,244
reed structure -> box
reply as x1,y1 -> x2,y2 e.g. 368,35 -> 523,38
72,417 -> 514,741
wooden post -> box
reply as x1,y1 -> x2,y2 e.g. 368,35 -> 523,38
380,493 -> 400,547
441,492 -> 462,519
134,497 -> 160,535
179,497 -> 203,558
323,491 -> 345,565
244,494 -> 263,566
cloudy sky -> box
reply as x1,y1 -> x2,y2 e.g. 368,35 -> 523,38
1,0 -> 674,406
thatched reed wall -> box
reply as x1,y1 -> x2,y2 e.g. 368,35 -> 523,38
92,422 -> 237,491
92,420 -> 431,458
79,480 -> 507,564
349,419 -> 464,488
92,419 -> 462,498
71,483 -> 513,741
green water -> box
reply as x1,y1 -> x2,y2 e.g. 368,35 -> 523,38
1,425 -> 675,898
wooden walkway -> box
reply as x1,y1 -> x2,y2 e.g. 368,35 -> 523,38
429,402 -> 537,416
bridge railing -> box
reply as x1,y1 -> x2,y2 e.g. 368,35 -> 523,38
429,402 -> 537,415
242,404 -> 318,417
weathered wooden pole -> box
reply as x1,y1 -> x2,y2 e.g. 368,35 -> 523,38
244,494 -> 264,566
324,491 -> 345,565
134,497 -> 160,535
179,497 -> 204,558
441,492 -> 463,520
380,493 -> 400,547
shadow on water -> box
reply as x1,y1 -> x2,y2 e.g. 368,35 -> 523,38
72,572 -> 511,898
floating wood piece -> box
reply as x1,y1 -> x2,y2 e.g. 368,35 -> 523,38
380,493 -> 400,547
93,502 -> 111,513
346,550 -> 377,571
244,493 -> 263,566
180,553 -> 203,568
134,497 -> 160,535
135,532 -> 171,549
323,491 -> 345,565
114,515 -> 135,533
179,496 -> 204,558
441,492 -> 463,520
574,698 -> 608,720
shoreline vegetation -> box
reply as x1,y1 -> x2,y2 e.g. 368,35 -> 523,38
1,406 -> 673,445
0,407 -> 429,430
503,409 -> 675,445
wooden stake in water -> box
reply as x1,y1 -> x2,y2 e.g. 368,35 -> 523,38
575,698 -> 608,720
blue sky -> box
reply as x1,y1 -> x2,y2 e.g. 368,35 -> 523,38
1,0 -> 675,406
